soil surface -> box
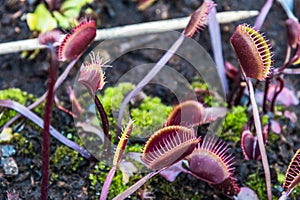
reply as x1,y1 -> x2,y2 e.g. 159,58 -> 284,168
1,0 -> 300,199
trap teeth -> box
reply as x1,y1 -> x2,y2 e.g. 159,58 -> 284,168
230,24 -> 273,81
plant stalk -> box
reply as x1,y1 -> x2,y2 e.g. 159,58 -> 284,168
254,0 -> 274,30
270,77 -> 284,112
245,77 -> 272,200
93,94 -> 111,158
117,32 -> 185,137
100,165 -> 117,200
262,78 -> 270,113
41,47 -> 58,200
208,6 -> 228,95
113,170 -> 162,200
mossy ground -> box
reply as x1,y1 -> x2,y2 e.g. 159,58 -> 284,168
1,77 -> 299,199
0,88 -> 44,127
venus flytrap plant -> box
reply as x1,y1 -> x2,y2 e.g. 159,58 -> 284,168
37,29 -> 64,200
117,0 -> 216,138
164,100 -> 204,127
1,19 -> 97,130
112,101 -> 235,200
113,125 -> 201,200
100,120 -> 133,200
186,136 -> 239,196
58,19 -> 96,61
279,148 -> 300,199
77,52 -> 112,158
38,18 -> 96,199
141,126 -> 200,170
230,24 -> 273,200
240,128 -> 268,160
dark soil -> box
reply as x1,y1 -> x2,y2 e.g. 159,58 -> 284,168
0,0 -> 300,199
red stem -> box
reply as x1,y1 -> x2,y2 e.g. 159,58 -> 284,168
262,78 -> 270,113
228,67 -> 242,106
94,94 -> 111,157
270,77 -> 284,112
41,47 -> 58,200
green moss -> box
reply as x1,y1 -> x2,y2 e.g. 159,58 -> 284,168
99,82 -> 172,138
222,106 -> 247,142
191,81 -> 227,107
13,133 -> 33,156
224,106 -> 247,132
245,173 -> 268,200
244,171 -> 278,200
0,88 -> 44,127
268,132 -> 280,143
12,132 -> 38,157
262,114 -> 268,125
147,173 -> 207,199
191,81 -> 209,90
51,145 -> 84,172
131,97 -> 172,137
126,143 -> 143,153
99,82 -> 135,126
100,83 -> 135,114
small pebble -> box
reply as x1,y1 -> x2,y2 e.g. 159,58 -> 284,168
1,157 -> 19,176
58,181 -> 66,187
0,127 -> 13,143
14,27 -> 21,33
1,145 -> 16,157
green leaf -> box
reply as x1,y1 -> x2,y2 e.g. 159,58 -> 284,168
63,9 -> 81,19
61,0 -> 93,10
26,3 -> 57,33
53,11 -> 71,29
61,0 -> 93,18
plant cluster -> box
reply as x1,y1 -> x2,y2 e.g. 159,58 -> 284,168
1,0 -> 300,199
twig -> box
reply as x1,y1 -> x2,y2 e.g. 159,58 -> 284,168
0,10 -> 259,55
